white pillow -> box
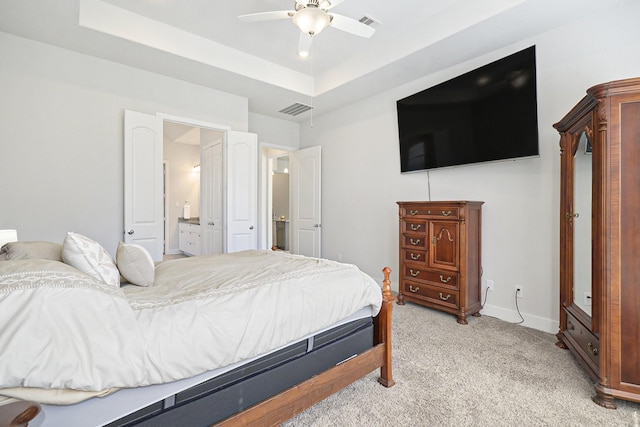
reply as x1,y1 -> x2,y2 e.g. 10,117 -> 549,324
116,242 -> 155,287
62,232 -> 120,287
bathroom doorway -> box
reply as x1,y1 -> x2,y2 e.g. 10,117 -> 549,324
271,154 -> 290,250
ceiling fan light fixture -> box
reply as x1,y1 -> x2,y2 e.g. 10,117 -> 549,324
293,6 -> 330,36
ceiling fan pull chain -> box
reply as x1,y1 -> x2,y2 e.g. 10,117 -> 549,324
310,51 -> 314,128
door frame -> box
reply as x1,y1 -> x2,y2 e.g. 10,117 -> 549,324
158,113 -> 231,255
260,143 -> 293,251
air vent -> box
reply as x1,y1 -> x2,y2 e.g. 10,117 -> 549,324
358,15 -> 380,28
279,103 -> 313,116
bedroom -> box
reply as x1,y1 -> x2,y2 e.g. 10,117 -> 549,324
1,0 -> 639,425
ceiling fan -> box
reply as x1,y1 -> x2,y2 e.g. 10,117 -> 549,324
239,0 -> 375,57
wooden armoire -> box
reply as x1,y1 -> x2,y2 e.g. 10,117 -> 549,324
554,77 -> 640,408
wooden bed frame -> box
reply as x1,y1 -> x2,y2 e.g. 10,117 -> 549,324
3,267 -> 395,427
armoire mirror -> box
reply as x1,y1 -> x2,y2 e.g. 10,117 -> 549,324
573,130 -> 592,316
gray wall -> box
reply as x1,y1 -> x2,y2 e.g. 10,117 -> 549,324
0,32 -> 248,255
299,1 -> 640,332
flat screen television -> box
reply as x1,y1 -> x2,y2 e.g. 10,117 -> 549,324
397,46 -> 539,172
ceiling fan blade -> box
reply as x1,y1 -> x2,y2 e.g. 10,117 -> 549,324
321,0 -> 346,10
238,10 -> 292,22
329,13 -> 375,38
298,33 -> 313,57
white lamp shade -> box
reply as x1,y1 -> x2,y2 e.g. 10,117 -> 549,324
0,230 -> 18,247
293,7 -> 330,36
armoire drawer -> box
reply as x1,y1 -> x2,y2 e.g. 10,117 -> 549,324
403,266 -> 459,290
565,311 -> 599,368
401,281 -> 459,309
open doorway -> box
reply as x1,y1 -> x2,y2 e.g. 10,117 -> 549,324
260,145 -> 322,257
162,121 -> 225,256
262,146 -> 292,252
271,154 -> 290,251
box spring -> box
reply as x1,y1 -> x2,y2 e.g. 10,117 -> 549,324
105,317 -> 373,427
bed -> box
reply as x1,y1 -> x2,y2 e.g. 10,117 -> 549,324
0,237 -> 394,426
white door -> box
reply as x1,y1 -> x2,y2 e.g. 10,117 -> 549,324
226,131 -> 258,252
201,138 -> 223,255
123,110 -> 164,261
290,146 -> 321,257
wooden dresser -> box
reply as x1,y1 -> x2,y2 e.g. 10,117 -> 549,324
554,77 -> 640,408
396,201 -> 483,324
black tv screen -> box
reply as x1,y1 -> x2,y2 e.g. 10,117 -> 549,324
397,46 -> 539,172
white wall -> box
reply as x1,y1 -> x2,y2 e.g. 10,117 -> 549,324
300,1 -> 640,332
0,32 -> 248,255
249,112 -> 300,150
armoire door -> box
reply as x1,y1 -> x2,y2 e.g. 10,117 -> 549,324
428,220 -> 459,272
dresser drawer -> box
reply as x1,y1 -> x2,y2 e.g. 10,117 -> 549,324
565,311 -> 599,368
401,248 -> 428,264
402,281 -> 459,309
401,205 -> 459,219
401,234 -> 428,250
402,219 -> 427,234
402,266 -> 459,290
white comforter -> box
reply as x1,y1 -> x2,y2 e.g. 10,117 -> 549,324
0,250 -> 382,400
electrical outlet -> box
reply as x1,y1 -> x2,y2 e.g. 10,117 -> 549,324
487,279 -> 494,291
516,286 -> 524,298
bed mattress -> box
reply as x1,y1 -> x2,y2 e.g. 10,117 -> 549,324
31,307 -> 374,427
1,250 -> 382,404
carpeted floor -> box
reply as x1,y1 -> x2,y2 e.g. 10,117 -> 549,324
282,302 -> 640,426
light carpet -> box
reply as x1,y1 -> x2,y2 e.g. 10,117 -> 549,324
283,302 -> 640,427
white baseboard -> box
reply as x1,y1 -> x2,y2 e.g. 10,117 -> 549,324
165,248 -> 182,255
480,304 -> 558,334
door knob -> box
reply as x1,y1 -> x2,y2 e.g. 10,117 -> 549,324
208,222 -> 214,226
127,229 -> 134,235
249,225 -> 254,230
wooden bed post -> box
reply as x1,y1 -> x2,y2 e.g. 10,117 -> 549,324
375,267 -> 395,387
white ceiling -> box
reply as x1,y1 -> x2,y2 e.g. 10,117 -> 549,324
0,0 -> 608,122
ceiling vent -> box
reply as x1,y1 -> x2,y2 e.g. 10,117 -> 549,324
279,103 -> 313,116
358,15 -> 380,28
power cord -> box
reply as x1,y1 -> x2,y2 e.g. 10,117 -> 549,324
513,289 -> 525,324
480,285 -> 490,309
480,284 -> 525,324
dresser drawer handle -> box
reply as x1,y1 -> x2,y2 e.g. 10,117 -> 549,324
409,285 -> 420,293
439,292 -> 451,301
410,253 -> 421,260
410,238 -> 421,245
410,224 -> 422,231
409,210 -> 419,216
442,210 -> 452,216
439,275 -> 451,283
410,269 -> 420,277
588,342 -> 598,356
